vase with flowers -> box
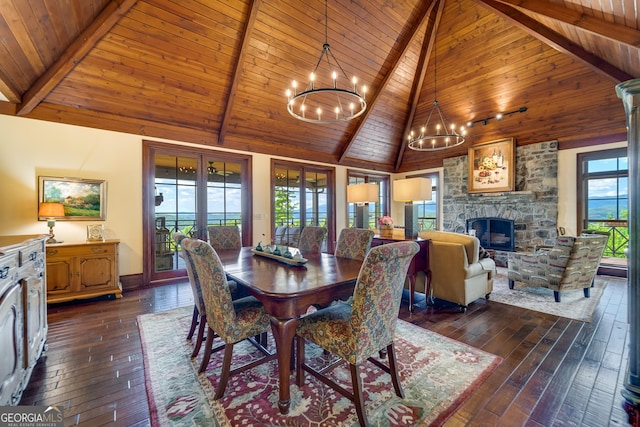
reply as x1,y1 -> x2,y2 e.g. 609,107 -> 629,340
378,216 -> 394,237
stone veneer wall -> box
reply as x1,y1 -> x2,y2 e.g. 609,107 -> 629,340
442,140 -> 559,266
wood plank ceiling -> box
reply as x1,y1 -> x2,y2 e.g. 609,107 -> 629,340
0,0 -> 636,172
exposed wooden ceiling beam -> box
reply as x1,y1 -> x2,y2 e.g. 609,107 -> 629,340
337,0 -> 438,164
497,0 -> 640,48
218,0 -> 261,146
17,0 -> 137,116
0,69 -> 21,103
476,0 -> 633,83
394,0 -> 443,171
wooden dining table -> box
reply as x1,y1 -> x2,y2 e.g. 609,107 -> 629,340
216,246 -> 363,415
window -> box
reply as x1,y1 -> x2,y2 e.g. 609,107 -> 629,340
272,160 -> 335,252
578,147 -> 628,259
347,172 -> 390,228
412,172 -> 439,231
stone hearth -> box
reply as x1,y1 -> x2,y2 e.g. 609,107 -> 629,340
442,141 -> 558,266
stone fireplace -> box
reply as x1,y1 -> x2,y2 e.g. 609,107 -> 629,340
442,141 -> 558,266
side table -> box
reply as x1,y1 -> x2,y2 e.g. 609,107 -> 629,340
371,236 -> 431,312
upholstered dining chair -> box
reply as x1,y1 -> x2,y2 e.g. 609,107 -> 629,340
334,228 -> 375,261
295,241 -> 419,427
180,238 -> 276,399
297,226 -> 327,254
174,232 -> 207,357
207,225 -> 245,287
207,225 -> 242,250
175,231 -> 246,357
507,234 -> 608,302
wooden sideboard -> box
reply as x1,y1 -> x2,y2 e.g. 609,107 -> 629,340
0,235 -> 48,405
371,236 -> 430,312
45,239 -> 122,303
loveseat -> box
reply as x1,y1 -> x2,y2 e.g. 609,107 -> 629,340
419,230 -> 496,311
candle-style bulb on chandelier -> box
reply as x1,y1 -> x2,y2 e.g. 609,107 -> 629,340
408,30 -> 466,151
285,0 -> 367,124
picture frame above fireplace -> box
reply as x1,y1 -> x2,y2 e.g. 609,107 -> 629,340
468,137 -> 515,194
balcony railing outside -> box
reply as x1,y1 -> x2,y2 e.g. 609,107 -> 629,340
586,219 -> 629,259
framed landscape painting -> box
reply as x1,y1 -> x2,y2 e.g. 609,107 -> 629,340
39,176 -> 107,220
468,138 -> 516,194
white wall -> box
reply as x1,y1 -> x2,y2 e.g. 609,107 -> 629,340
0,114 -> 393,276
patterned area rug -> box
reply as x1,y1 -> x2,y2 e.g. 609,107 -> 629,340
489,267 -> 607,322
140,306 -> 501,426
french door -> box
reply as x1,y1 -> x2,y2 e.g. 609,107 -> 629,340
272,160 -> 335,252
143,141 -> 251,285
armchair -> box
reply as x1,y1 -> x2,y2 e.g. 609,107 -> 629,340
507,234 -> 608,302
418,230 -> 496,312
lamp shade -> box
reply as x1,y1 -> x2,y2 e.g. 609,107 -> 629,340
38,202 -> 65,218
347,183 -> 378,204
393,178 -> 432,202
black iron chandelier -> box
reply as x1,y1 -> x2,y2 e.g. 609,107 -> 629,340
285,0 -> 367,123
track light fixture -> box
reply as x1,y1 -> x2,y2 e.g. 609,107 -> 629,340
467,107 -> 527,128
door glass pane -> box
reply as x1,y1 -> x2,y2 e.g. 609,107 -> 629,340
304,170 -> 328,227
274,167 -> 301,227
206,160 -> 243,230
154,155 -> 197,272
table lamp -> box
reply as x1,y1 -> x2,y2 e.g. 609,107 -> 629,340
347,183 -> 378,229
38,202 -> 65,244
393,177 -> 432,238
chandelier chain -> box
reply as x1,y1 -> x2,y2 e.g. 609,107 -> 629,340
407,23 -> 466,151
285,0 -> 367,123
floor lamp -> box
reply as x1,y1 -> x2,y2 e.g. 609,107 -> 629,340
347,183 -> 378,229
393,177 -> 432,238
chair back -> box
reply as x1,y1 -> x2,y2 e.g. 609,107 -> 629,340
297,226 -> 327,253
180,238 -> 239,341
350,241 -> 419,361
335,228 -> 374,260
560,234 -> 608,288
174,232 -> 205,315
207,225 -> 241,250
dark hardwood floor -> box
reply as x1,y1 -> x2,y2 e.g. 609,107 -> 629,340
20,273 -> 630,426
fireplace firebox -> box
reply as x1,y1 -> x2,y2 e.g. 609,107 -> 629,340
466,217 -> 515,251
